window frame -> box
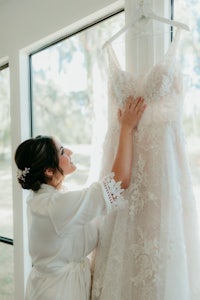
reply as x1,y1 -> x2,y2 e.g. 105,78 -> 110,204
0,62 -> 13,247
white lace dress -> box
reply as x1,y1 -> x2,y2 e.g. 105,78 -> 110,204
91,29 -> 200,300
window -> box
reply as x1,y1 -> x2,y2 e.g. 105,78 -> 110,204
30,11 -> 125,189
28,0 -> 200,238
174,0 -> 200,215
0,64 -> 14,297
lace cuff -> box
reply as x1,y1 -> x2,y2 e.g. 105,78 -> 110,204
101,173 -> 126,214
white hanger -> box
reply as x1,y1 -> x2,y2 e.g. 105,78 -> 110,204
103,1 -> 190,48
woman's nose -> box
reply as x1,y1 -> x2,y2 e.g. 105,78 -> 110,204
66,148 -> 72,156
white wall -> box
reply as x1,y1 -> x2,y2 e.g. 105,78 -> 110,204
0,0 -> 124,56
0,1 -> 124,299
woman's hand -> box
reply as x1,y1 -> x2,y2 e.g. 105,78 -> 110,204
118,96 -> 146,131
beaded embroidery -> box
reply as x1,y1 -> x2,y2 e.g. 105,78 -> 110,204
17,167 -> 30,182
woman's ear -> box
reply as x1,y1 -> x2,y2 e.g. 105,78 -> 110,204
44,168 -> 54,178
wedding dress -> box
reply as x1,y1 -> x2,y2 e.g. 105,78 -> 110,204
91,29 -> 200,300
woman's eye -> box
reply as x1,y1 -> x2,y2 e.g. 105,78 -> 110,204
60,147 -> 64,155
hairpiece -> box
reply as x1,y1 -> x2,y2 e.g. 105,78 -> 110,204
17,167 -> 30,182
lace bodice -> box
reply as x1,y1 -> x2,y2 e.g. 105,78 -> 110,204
106,29 -> 183,126
92,29 -> 200,300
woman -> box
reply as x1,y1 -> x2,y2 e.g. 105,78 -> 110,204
14,96 -> 146,300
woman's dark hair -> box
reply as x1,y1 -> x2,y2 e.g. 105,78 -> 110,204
15,135 -> 63,191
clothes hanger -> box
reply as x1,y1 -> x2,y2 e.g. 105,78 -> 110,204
103,1 -> 190,49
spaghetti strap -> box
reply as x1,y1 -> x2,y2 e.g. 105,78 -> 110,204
165,28 -> 182,59
104,28 -> 182,78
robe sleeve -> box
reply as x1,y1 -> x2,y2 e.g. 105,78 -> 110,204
47,173 -> 125,236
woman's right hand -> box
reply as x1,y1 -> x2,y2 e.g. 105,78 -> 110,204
118,96 -> 146,131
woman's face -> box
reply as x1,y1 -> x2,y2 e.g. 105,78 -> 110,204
58,145 -> 77,176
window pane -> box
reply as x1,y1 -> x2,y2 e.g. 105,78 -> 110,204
174,1 -> 200,212
0,242 -> 14,297
0,65 -> 14,297
0,66 -> 13,238
30,12 -> 125,189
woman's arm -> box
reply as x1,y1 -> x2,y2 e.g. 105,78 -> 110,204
112,96 -> 146,189
48,97 -> 146,235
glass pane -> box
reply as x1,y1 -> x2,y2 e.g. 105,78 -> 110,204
0,66 -> 13,238
174,1 -> 200,212
0,242 -> 14,297
30,12 -> 125,189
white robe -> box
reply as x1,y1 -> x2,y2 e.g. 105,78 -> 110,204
25,175 -> 124,300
